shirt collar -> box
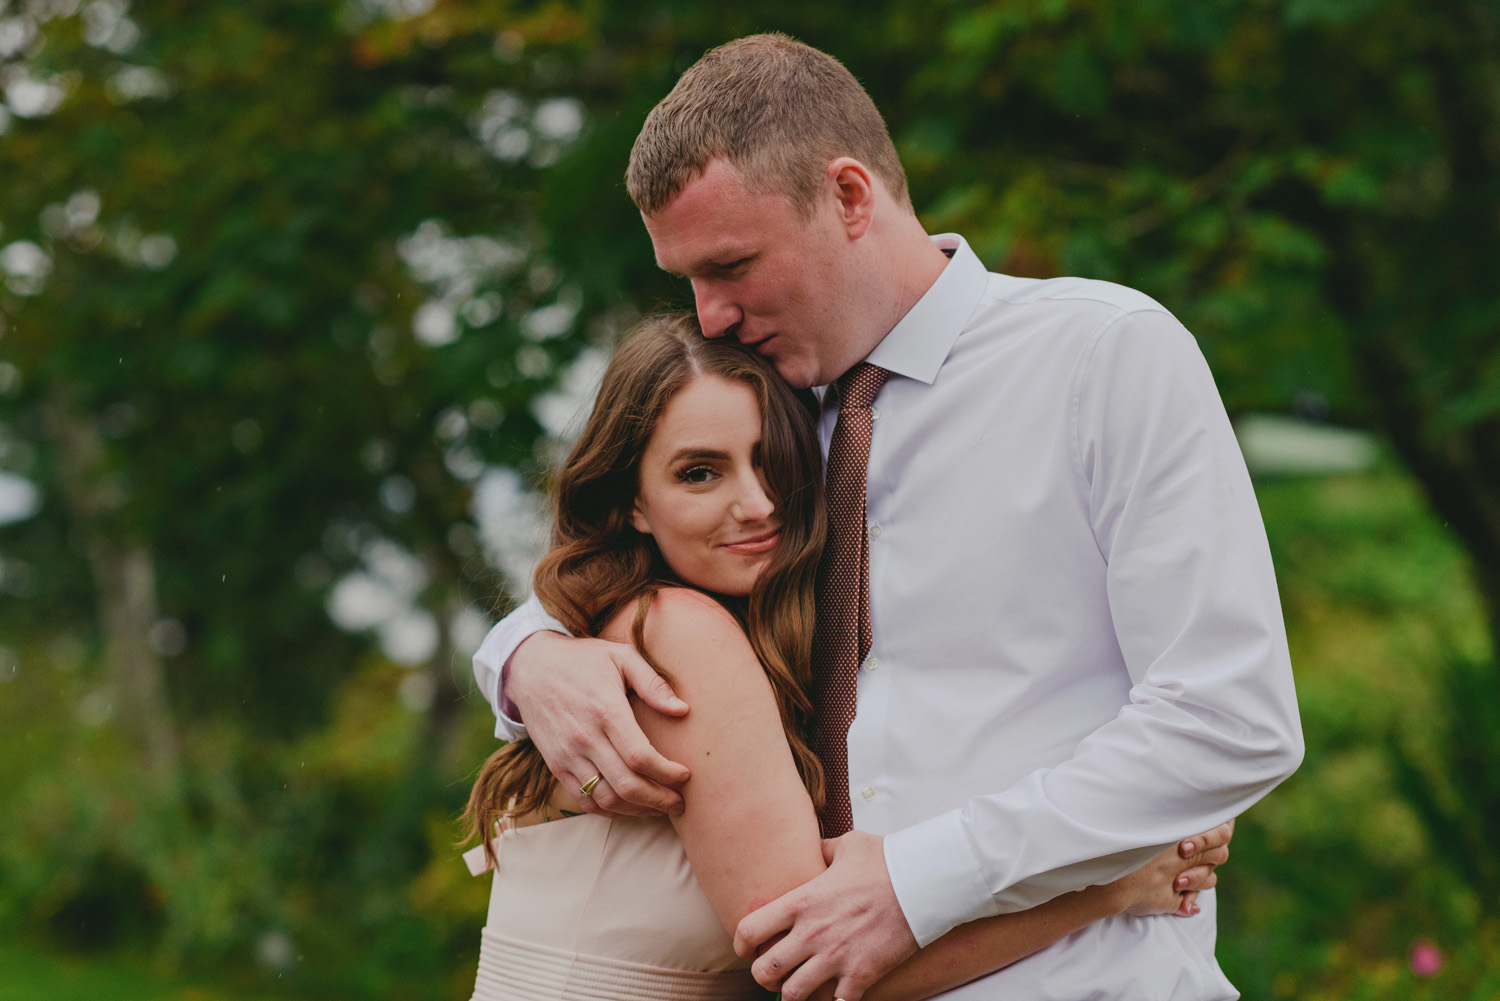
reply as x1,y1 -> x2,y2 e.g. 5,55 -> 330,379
862,233 -> 988,386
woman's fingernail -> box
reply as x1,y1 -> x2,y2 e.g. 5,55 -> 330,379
1177,876 -> 1189,888
1181,841 -> 1195,855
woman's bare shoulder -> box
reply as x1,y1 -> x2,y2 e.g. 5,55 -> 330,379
600,587 -> 755,679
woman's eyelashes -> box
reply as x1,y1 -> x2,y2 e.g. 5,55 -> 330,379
675,463 -> 717,485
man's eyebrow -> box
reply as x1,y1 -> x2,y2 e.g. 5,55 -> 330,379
658,247 -> 752,279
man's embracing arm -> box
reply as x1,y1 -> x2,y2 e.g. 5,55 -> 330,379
471,593 -> 562,740
881,309 -> 1303,942
471,593 -> 692,816
735,309 -> 1303,995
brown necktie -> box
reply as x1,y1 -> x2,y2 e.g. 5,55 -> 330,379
813,362 -> 889,838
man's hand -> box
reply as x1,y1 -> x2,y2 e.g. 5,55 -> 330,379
505,631 -> 691,817
733,830 -> 917,1001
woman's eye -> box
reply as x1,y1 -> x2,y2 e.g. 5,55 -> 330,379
677,465 -> 715,484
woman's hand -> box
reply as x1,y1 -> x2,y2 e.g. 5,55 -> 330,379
1110,819 -> 1234,918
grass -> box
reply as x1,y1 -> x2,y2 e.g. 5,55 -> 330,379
0,940 -> 326,1001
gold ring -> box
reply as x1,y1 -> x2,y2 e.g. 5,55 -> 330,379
580,774 -> 602,798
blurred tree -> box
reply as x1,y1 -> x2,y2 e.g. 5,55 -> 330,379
2,0 -> 1498,993
0,0 -> 609,767
0,0 -> 619,977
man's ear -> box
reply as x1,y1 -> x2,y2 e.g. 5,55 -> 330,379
826,158 -> 875,239
629,504 -> 652,535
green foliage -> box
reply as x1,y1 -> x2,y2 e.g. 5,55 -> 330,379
0,631 -> 497,998
1222,462 -> 1497,998
1,0 -> 1498,998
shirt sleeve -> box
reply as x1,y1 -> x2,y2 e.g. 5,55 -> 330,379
471,592 -> 569,741
884,308 -> 1305,947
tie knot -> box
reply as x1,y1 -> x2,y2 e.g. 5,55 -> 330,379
837,363 -> 889,410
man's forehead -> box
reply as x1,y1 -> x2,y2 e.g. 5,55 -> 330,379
644,217 -> 756,275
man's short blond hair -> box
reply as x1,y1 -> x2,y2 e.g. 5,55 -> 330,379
626,33 -> 910,219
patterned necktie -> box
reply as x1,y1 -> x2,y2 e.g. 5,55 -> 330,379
813,362 -> 889,838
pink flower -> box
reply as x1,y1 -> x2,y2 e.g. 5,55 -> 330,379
1410,938 -> 1444,978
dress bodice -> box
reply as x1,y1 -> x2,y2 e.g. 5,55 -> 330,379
468,813 -> 768,1001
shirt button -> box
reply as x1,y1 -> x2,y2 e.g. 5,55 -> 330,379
864,657 -> 879,672
870,406 -> 881,421
868,524 -> 882,540
860,785 -> 876,801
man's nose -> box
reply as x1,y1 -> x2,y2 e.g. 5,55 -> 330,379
692,282 -> 740,340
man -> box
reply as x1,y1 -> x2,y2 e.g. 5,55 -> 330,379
472,33 -> 1302,1001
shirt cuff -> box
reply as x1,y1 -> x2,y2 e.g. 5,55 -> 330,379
883,809 -> 995,948
494,691 -> 528,742
472,601 -> 567,741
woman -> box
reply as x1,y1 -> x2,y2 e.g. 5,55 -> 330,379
462,313 -> 1222,1001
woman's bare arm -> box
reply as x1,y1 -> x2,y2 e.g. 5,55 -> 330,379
862,830 -> 1228,1001
615,588 -> 827,931
615,587 -> 1230,996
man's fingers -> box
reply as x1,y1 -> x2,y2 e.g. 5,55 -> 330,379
582,747 -> 677,817
553,767 -> 615,818
778,954 -> 837,1001
592,721 -> 686,815
589,772 -> 682,817
734,895 -> 798,960
602,714 -> 690,788
619,653 -> 689,716
750,931 -> 815,992
833,969 -> 879,1001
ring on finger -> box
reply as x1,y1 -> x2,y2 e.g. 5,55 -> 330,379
579,774 -> 602,798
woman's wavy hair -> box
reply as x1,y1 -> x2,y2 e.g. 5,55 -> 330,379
463,313 -> 826,862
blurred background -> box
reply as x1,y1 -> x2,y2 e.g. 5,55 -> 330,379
1,0 -> 1497,998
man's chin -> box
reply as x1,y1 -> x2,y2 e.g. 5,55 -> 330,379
769,357 -> 816,388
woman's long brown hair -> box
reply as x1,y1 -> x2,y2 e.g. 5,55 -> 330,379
462,313 -> 827,865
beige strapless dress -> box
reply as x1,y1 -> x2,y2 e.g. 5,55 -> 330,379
465,813 -> 769,1001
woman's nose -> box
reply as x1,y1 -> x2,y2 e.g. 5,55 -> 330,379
732,474 -> 774,522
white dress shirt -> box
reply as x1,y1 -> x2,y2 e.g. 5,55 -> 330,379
472,234 -> 1304,999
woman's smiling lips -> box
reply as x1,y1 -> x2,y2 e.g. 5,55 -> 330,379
722,528 -> 781,555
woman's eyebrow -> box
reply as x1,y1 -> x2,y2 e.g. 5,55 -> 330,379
668,447 -> 731,463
